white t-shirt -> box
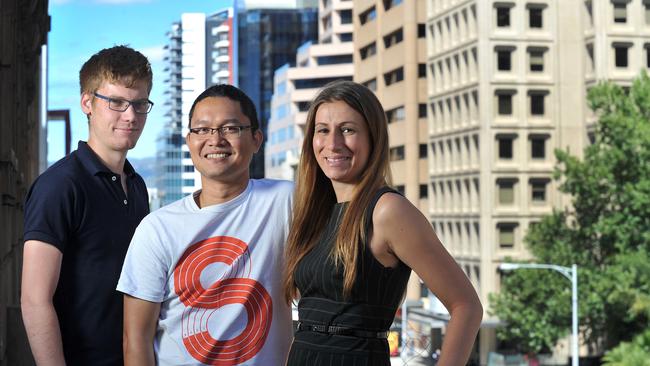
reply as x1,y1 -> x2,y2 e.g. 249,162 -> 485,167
117,179 -> 294,366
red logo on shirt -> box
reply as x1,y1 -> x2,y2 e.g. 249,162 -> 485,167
174,236 -> 272,365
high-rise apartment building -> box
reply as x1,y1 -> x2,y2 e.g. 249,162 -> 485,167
236,0 -> 319,178
353,0 -> 430,298
156,10 -> 234,207
426,0 -> 650,362
265,0 -> 354,179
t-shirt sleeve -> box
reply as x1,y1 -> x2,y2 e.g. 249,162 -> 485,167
23,173 -> 79,252
117,216 -> 170,303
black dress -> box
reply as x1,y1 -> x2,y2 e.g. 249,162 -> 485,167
287,188 -> 411,366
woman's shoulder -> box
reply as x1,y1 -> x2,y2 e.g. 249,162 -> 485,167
372,189 -> 422,227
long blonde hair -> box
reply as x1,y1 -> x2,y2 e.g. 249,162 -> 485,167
284,80 -> 391,302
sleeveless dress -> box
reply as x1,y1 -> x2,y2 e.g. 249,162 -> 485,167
287,188 -> 412,366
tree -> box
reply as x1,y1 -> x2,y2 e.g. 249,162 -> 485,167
602,329 -> 650,366
489,72 -> 650,355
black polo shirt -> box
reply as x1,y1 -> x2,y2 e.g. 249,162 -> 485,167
24,141 -> 149,366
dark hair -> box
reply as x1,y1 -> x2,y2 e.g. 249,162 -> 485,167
284,80 -> 391,302
79,45 -> 152,94
188,84 -> 259,131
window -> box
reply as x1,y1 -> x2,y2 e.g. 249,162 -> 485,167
418,63 -> 427,78
614,44 -> 629,67
339,9 -> 352,24
386,106 -> 405,123
419,104 -> 427,118
383,0 -> 403,11
646,45 -> 650,68
530,179 -> 548,202
297,101 -> 310,112
321,15 -> 332,31
418,24 -> 426,38
496,5 -> 511,27
585,1 -> 593,25
529,6 -> 543,28
497,179 -> 515,204
498,223 -> 517,248
497,49 -> 512,71
383,28 -> 403,49
613,1 -> 627,23
497,136 -> 514,159
419,184 -> 428,198
384,67 -> 404,86
530,92 -> 546,116
645,0 -> 650,24
390,146 -> 405,161
419,144 -> 428,158
340,33 -> 353,42
183,165 -> 194,172
531,136 -> 546,159
497,92 -> 513,115
529,48 -> 545,72
359,6 -> 376,25
360,42 -> 377,59
363,78 -> 377,91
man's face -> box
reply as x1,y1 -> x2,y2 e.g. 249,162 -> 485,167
81,80 -> 149,154
186,96 -> 262,186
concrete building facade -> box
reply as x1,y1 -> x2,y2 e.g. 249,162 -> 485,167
353,0 -> 430,300
426,0 -> 650,362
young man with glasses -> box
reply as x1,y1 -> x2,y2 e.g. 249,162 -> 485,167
21,45 -> 153,366
118,84 -> 294,366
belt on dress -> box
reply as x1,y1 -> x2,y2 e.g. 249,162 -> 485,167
296,321 -> 389,339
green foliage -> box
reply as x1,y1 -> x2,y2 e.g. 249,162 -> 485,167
489,72 -> 650,354
602,329 -> 650,366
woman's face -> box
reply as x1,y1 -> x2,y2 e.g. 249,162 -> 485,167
312,100 -> 371,188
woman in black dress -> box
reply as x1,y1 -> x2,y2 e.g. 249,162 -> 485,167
283,80 -> 482,366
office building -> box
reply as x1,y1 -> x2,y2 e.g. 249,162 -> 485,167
157,10 -> 234,207
353,0 -> 430,300
236,0 -> 319,178
265,0 -> 354,179
426,0 -> 650,362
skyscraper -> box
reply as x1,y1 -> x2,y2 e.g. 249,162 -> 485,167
235,0 -> 319,178
265,0 -> 354,179
157,10 -> 235,207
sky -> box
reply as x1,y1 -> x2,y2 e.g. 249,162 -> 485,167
47,0 -> 232,163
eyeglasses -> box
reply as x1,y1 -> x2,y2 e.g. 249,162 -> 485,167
189,126 -> 252,139
93,92 -> 154,114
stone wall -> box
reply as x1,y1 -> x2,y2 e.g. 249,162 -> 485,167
0,0 -> 49,364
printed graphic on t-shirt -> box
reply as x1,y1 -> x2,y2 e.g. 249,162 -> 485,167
173,236 -> 272,366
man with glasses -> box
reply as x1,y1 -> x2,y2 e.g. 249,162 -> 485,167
118,84 -> 293,366
21,45 -> 153,366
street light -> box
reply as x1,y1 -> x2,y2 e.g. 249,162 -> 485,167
498,263 -> 578,366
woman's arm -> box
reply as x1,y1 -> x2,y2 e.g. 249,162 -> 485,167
372,193 -> 483,366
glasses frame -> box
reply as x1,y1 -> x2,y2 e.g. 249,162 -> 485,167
188,126 -> 253,139
93,92 -> 154,114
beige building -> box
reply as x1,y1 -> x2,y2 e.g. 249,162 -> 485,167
426,0 -> 650,362
265,0 -> 354,179
352,0 -> 430,299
